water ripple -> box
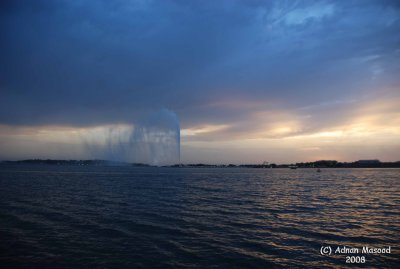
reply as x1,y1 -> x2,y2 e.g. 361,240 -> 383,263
0,165 -> 399,268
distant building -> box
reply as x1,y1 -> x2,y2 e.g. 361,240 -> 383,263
356,159 -> 381,165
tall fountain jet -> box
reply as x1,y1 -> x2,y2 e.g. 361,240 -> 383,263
130,109 -> 180,166
83,109 -> 180,165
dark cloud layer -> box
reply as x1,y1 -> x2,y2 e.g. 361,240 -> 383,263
1,0 -> 399,132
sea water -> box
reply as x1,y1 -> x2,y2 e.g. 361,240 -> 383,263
0,165 -> 399,268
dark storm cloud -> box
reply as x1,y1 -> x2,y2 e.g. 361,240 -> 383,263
1,0 -> 399,131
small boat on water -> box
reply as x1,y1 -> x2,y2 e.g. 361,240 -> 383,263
317,168 -> 321,172
289,165 -> 298,169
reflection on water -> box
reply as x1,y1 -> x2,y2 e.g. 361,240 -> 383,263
0,165 -> 399,268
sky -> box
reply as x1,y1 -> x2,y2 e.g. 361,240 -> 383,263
1,0 -> 399,164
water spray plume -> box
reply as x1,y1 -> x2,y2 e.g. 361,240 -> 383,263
83,109 -> 180,166
131,109 -> 180,166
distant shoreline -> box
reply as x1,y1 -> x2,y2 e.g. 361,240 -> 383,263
1,159 -> 400,168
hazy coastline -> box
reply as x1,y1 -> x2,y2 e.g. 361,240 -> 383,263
2,159 -> 400,168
